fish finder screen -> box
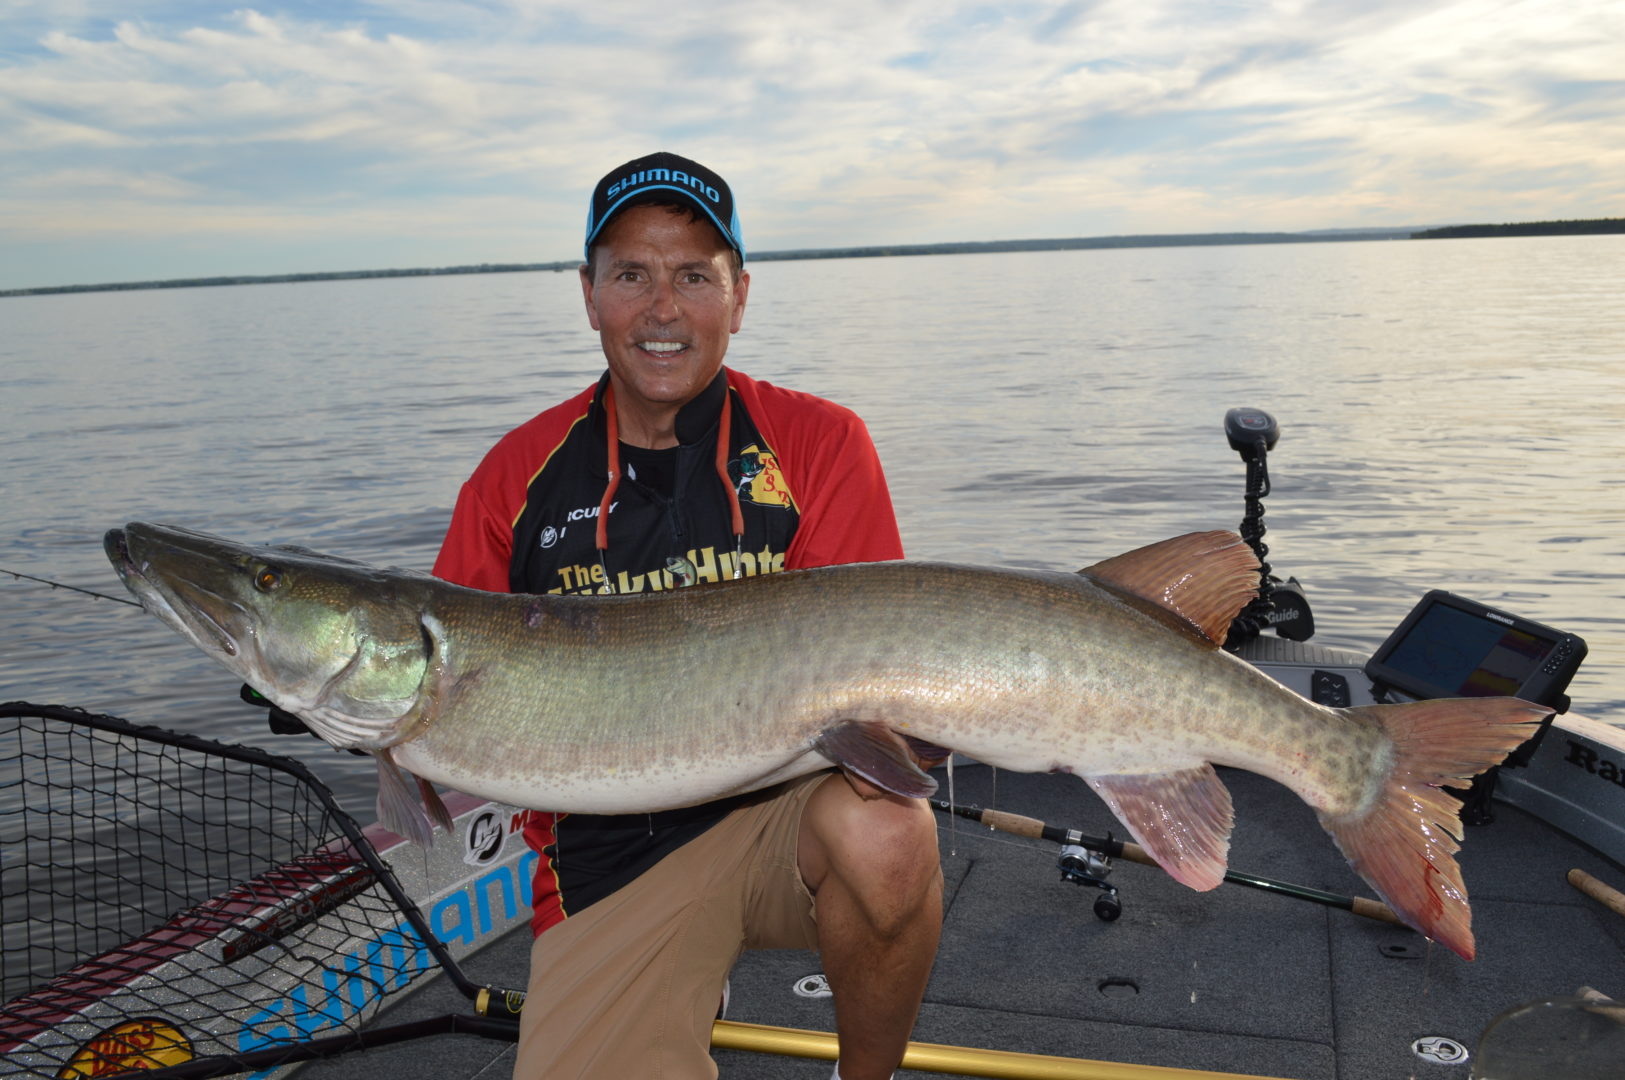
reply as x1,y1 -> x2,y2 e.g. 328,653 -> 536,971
1379,603 -> 1552,698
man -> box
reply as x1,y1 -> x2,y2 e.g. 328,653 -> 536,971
432,152 -> 943,1080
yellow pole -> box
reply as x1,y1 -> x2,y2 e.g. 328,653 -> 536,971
711,1020 -> 1288,1080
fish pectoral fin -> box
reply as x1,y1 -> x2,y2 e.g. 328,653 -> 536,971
899,733 -> 953,767
416,770 -> 454,834
1086,764 -> 1233,891
813,721 -> 939,799
373,751 -> 448,847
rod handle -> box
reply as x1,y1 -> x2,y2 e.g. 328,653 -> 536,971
1569,868 -> 1625,918
1349,896 -> 1403,925
976,807 -> 1046,839
970,807 -> 1168,868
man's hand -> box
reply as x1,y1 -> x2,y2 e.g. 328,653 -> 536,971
241,683 -> 310,735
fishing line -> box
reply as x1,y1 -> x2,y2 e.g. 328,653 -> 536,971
1,567 -> 140,607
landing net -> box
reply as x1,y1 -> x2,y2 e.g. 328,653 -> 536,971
0,702 -> 447,1078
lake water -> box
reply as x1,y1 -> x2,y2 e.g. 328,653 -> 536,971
2,235 -> 1622,820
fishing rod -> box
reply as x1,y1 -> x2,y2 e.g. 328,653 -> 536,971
1,567 -> 140,607
934,799 -> 1402,927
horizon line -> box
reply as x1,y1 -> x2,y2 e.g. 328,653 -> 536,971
6,218 -> 1621,298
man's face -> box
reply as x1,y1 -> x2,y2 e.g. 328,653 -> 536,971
581,204 -> 749,421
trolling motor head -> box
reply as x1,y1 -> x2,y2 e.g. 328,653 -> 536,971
1223,408 -> 1314,644
1224,407 -> 1279,461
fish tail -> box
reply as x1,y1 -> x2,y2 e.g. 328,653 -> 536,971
1317,697 -> 1549,960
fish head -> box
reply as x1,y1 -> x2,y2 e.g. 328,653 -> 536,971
105,522 -> 436,750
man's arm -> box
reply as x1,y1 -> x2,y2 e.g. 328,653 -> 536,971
786,418 -> 902,568
770,406 -> 903,569
433,481 -> 514,590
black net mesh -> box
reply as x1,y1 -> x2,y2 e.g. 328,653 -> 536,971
0,703 -> 445,1078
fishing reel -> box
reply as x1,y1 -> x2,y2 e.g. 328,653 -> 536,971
1223,407 -> 1314,645
1057,843 -> 1122,921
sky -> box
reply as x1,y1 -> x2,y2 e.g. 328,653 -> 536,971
1,0 -> 1622,290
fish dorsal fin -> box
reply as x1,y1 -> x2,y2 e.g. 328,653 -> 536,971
1080,531 -> 1259,648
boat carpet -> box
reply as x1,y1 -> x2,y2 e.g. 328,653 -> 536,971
297,763 -> 1625,1079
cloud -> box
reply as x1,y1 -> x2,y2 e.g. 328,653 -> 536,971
13,165 -> 205,198
1,0 -> 1622,289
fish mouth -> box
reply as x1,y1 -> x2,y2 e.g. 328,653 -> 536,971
106,524 -> 249,661
103,527 -> 146,596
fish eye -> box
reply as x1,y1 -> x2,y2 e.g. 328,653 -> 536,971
253,565 -> 284,592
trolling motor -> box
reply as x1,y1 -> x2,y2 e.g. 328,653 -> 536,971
1223,407 -> 1314,644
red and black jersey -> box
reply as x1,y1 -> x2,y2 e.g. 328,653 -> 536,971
433,367 -> 903,934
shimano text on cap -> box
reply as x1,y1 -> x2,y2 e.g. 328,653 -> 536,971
584,152 -> 745,263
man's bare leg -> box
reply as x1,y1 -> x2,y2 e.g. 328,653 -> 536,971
799,774 -> 943,1080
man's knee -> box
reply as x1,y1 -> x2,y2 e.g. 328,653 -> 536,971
802,778 -> 942,933
861,795 -> 940,879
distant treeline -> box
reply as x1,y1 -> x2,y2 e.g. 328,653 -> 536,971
0,261 -> 579,298
0,230 -> 1413,298
746,230 -> 1412,264
6,219 -> 1616,298
1412,218 -> 1624,239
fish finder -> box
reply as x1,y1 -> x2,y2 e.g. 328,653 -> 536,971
1364,590 -> 1586,713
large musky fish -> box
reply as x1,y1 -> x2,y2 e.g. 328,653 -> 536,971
105,521 -> 1545,960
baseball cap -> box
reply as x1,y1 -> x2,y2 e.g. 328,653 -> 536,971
584,152 -> 745,263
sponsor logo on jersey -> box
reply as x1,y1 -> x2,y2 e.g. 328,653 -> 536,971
565,502 -> 615,523
735,445 -> 796,511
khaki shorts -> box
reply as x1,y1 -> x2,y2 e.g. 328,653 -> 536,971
512,771 -> 831,1080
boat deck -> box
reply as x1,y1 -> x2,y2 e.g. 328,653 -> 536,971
295,763 -> 1625,1079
